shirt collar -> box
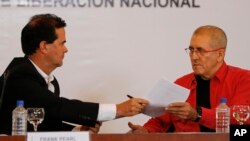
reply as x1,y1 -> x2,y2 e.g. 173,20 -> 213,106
213,62 -> 228,82
190,62 -> 228,86
28,58 -> 54,84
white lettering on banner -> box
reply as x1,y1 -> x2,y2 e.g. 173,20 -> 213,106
27,132 -> 89,141
0,0 -> 200,8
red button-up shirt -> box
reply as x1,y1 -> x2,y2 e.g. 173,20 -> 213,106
143,62 -> 250,132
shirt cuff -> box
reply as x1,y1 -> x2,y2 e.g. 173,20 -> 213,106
97,104 -> 116,121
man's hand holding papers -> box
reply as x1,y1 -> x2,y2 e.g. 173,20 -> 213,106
142,78 -> 189,117
128,78 -> 190,134
165,102 -> 198,120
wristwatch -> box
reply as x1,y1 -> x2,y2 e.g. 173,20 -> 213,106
195,106 -> 202,122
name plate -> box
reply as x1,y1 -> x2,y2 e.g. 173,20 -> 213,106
27,131 -> 89,141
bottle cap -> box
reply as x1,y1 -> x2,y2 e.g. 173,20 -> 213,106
220,98 -> 227,103
16,100 -> 24,106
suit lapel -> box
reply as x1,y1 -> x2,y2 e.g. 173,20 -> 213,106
50,78 -> 60,96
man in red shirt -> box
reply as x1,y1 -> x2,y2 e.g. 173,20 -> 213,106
128,25 -> 250,133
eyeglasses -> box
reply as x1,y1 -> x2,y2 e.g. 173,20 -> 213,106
185,47 -> 224,56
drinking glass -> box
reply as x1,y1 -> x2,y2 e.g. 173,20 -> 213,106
232,105 -> 250,125
27,108 -> 45,131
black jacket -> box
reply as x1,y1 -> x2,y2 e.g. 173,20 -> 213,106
0,57 -> 99,134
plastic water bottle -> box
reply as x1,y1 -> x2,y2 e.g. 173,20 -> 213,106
216,98 -> 230,133
12,100 -> 27,135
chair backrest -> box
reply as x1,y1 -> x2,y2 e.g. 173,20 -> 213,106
0,72 -> 9,110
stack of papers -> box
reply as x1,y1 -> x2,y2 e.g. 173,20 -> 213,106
143,78 -> 189,117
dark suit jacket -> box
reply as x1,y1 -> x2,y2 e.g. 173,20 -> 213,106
0,57 -> 99,134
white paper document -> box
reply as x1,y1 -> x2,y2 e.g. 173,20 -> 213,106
143,78 -> 189,117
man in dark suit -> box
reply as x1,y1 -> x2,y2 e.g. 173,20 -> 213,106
0,13 -> 149,135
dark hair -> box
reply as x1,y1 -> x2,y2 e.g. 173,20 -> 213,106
21,14 -> 66,55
